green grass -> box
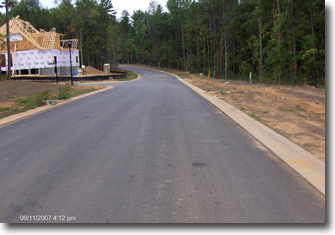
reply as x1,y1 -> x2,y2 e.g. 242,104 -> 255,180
0,107 -> 11,111
15,90 -> 51,110
116,69 -> 138,81
57,84 -> 101,100
177,73 -> 190,79
57,85 -> 73,99
1,84 -> 103,119
70,87 -> 101,97
262,110 -> 269,113
251,113 -> 262,121
297,113 -> 306,118
278,107 -> 294,112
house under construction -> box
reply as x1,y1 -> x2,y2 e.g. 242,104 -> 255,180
0,16 -> 79,76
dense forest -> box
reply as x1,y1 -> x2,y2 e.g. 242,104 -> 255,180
0,0 -> 325,85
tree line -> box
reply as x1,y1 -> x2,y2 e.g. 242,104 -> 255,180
0,0 -> 325,85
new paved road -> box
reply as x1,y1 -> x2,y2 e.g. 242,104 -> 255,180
0,66 -> 325,223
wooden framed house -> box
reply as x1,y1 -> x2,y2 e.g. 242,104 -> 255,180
0,16 -> 79,76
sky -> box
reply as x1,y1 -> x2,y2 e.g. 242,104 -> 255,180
38,0 -> 168,19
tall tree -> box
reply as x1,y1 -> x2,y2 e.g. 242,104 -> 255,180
291,0 -> 297,81
309,0 -> 317,84
258,0 -> 262,83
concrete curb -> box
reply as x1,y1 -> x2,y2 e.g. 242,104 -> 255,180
0,86 -> 114,128
145,67 -> 325,195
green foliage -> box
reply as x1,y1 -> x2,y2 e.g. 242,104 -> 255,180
15,90 -> 51,109
57,84 -> 73,99
0,107 -> 11,111
116,70 -> 138,81
5,0 -> 323,85
57,84 -> 101,99
278,107 -> 294,112
250,113 -> 262,121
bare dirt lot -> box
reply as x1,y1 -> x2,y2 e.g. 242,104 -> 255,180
124,64 -> 325,162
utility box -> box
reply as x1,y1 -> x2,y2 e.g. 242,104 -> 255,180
104,64 -> 110,74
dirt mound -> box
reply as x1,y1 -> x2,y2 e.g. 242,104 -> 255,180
74,73 -> 85,77
83,66 -> 106,75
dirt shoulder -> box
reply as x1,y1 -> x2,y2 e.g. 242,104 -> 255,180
123,64 -> 325,162
0,80 -> 107,119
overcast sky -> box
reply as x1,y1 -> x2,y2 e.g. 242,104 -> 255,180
38,0 -> 168,20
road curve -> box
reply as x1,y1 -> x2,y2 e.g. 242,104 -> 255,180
0,66 -> 325,223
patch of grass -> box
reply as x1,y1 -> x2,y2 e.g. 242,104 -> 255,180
57,84 -> 73,99
262,110 -> 269,113
58,84 -> 101,100
250,113 -> 262,121
0,108 -> 19,119
274,128 -> 281,133
0,107 -> 11,111
240,107 -> 245,110
15,90 -> 51,109
278,107 -> 294,112
232,87 -> 236,90
117,69 -> 138,81
304,143 -> 312,147
246,92 -> 254,98
297,113 -> 306,118
70,86 -> 101,97
177,73 -> 191,79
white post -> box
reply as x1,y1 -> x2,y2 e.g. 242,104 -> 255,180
249,71 -> 252,83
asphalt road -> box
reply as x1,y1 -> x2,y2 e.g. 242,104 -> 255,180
0,66 -> 325,223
